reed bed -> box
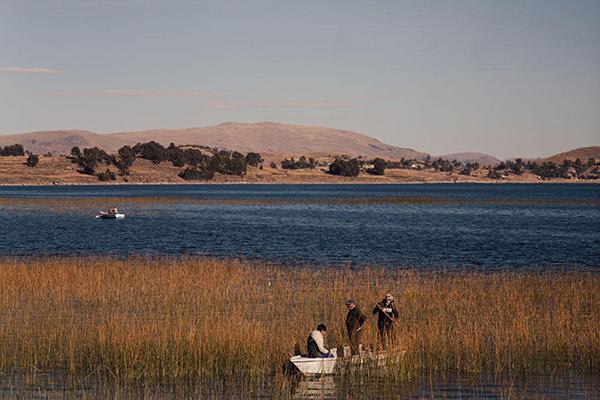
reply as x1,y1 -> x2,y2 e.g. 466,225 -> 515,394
0,257 -> 598,389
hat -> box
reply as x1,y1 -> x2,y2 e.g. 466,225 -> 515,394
346,299 -> 356,305
385,293 -> 394,301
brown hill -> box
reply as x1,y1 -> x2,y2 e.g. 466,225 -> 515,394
544,146 -> 600,163
436,152 -> 501,166
109,122 -> 427,160
0,122 -> 427,160
0,130 -> 136,155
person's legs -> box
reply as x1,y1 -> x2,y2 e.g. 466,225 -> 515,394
384,324 -> 394,348
349,331 -> 361,355
378,328 -> 386,350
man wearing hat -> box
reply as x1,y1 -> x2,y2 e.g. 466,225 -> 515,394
373,293 -> 399,349
345,299 -> 366,355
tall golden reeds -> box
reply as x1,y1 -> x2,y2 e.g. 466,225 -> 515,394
0,257 -> 598,389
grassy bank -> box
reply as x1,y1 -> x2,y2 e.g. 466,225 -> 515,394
0,257 -> 598,388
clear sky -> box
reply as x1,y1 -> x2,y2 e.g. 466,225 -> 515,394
1,0 -> 599,159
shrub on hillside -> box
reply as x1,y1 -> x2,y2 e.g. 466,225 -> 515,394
26,154 -> 39,167
70,146 -> 81,158
96,169 -> 116,181
1,144 -> 25,156
178,166 -> 215,181
133,141 -> 167,164
76,147 -> 112,175
328,158 -> 359,177
281,155 -> 315,169
367,158 -> 386,175
166,143 -> 186,167
245,152 -> 263,167
184,148 -> 209,167
115,145 -> 136,174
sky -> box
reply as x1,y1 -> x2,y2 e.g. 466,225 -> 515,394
1,0 -> 599,159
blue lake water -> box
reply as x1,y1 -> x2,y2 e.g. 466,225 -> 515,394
1,183 -> 599,269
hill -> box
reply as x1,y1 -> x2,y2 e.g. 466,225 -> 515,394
0,122 -> 427,160
436,152 -> 501,166
0,130 -> 137,155
544,146 -> 600,163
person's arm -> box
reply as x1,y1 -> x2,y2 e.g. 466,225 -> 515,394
373,305 -> 379,315
392,304 -> 399,319
356,309 -> 367,330
313,332 -> 329,354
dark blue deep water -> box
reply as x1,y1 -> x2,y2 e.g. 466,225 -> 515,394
1,184 -> 599,269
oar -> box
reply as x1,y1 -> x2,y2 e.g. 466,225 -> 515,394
370,296 -> 400,326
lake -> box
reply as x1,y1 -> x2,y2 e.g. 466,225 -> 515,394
1,183 -> 599,269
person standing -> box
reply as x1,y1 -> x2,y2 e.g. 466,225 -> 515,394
345,299 -> 366,355
373,293 -> 399,349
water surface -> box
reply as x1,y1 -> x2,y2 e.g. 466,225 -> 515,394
1,184 -> 599,269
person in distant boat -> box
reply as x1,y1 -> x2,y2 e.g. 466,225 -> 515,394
307,324 -> 333,358
373,293 -> 399,349
345,299 -> 366,355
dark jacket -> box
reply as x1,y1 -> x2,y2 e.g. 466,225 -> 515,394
307,332 -> 327,358
345,306 -> 366,335
373,300 -> 399,330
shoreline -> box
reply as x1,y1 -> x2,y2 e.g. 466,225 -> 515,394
2,179 -> 598,187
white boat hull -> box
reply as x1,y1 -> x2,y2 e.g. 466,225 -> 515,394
290,348 -> 337,376
96,213 -> 125,219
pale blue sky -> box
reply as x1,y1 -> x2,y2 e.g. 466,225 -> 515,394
1,0 -> 599,158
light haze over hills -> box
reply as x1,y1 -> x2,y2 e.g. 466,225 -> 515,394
1,122 -> 596,163
0,122 -> 427,160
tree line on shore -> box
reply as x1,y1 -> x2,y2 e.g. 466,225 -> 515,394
1,143 -> 40,168
68,142 -> 259,181
2,141 -> 599,181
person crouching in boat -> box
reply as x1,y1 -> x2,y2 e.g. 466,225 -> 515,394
307,324 -> 333,358
373,293 -> 399,350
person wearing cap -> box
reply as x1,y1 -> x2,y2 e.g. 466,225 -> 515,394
373,293 -> 399,349
307,324 -> 333,358
345,299 -> 366,355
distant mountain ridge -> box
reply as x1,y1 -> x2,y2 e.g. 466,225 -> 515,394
544,146 -> 600,163
436,152 -> 501,166
1,123 -> 597,164
0,122 -> 426,160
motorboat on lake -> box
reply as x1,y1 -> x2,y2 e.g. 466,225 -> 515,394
96,208 -> 125,219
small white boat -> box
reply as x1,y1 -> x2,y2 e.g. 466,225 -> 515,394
289,348 -> 338,376
95,211 -> 125,219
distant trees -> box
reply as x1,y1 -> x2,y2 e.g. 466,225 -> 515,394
178,166 -> 215,181
73,147 -> 112,175
96,169 -> 116,181
367,158 -> 386,175
432,158 -> 454,172
116,145 -> 136,175
26,154 -> 39,167
1,144 -> 25,156
184,148 -> 209,167
245,152 -> 263,167
166,143 -> 186,167
133,141 -> 167,164
281,156 -> 315,169
328,158 -> 359,177
459,162 -> 479,176
70,146 -> 81,158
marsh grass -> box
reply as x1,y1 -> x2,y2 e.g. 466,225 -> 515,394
0,257 -> 598,390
